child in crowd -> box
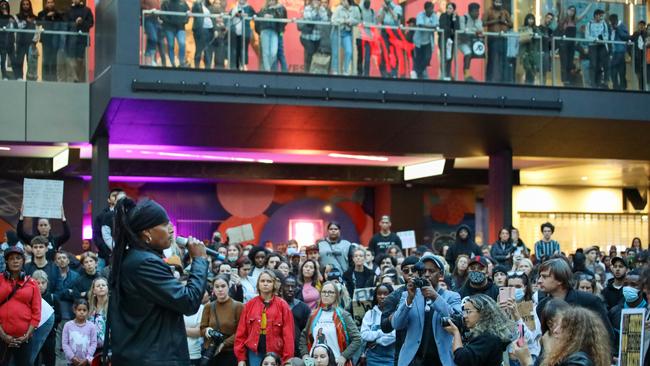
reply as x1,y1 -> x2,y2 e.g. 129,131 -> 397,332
62,298 -> 97,366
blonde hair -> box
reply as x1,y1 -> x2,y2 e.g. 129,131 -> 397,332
88,277 -> 109,315
319,281 -> 341,308
256,269 -> 281,295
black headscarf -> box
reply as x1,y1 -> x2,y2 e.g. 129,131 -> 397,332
127,199 -> 169,234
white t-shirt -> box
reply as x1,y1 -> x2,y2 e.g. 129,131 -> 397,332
184,304 -> 205,360
310,310 -> 341,358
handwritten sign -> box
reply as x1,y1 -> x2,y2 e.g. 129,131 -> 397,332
226,224 -> 255,244
22,178 -> 64,219
516,301 -> 536,331
618,308 -> 645,366
396,230 -> 417,249
352,287 -> 376,327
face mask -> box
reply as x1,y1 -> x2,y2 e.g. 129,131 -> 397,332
623,286 -> 640,303
227,256 -> 239,262
514,288 -> 525,302
287,247 -> 298,256
468,271 -> 486,285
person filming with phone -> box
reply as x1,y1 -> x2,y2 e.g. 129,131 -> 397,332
107,197 -> 209,364
391,254 -> 462,366
443,294 -> 516,366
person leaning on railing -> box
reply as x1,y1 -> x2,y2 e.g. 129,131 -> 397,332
299,0 -> 329,73
161,0 -> 190,67
64,0 -> 93,82
228,0 -> 256,70
36,0 -> 64,81
457,2 -> 482,81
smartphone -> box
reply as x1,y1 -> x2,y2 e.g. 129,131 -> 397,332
499,286 -> 514,303
516,323 -> 525,347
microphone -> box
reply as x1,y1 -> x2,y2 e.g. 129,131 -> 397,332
175,236 -> 225,260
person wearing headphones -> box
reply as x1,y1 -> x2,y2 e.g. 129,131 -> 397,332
0,246 -> 42,364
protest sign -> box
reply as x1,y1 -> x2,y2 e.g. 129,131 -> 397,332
618,308 -> 646,366
396,230 -> 417,249
226,224 -> 255,244
22,178 -> 64,219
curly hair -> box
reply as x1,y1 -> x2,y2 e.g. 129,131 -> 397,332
466,294 -> 516,343
541,307 -> 610,366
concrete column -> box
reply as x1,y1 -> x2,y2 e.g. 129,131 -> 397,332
487,149 -> 513,243
90,132 -> 109,224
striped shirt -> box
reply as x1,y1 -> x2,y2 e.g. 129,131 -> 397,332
534,240 -> 560,260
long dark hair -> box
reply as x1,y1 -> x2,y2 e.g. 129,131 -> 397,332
523,13 -> 536,27
310,344 -> 337,366
18,0 -> 34,18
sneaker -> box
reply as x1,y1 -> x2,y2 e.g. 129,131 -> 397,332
410,70 -> 417,79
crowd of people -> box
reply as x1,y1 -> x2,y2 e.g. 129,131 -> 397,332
0,0 -> 94,82
2,188 -> 650,366
142,0 -> 650,89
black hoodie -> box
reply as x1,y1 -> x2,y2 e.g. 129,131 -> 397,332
446,224 -> 482,270
601,277 -> 624,310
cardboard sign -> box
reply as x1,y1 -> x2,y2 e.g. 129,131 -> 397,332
352,287 -> 375,327
618,308 -> 646,366
226,224 -> 255,244
516,301 -> 536,331
22,178 -> 64,219
396,230 -> 417,249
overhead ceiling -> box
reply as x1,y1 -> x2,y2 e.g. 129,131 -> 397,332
1,143 -> 648,188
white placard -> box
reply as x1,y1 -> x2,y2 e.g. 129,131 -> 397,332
226,224 -> 255,244
618,308 -> 646,366
396,230 -> 417,249
22,179 -> 64,219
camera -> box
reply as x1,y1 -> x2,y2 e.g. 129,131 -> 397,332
441,313 -> 464,330
199,329 -> 226,365
412,277 -> 430,288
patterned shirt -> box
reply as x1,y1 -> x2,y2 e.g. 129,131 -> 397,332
534,239 -> 561,260
301,4 -> 329,41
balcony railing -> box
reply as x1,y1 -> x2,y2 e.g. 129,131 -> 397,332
0,27 -> 90,82
140,9 -> 649,92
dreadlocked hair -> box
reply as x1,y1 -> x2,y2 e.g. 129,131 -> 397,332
109,197 -> 146,291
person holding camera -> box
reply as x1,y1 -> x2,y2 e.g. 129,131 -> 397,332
200,274 -> 244,366
391,254 -> 462,366
443,294 -> 516,366
108,198 -> 209,364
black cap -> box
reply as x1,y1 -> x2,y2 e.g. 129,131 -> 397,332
610,256 -> 628,268
401,255 -> 419,268
469,256 -> 489,268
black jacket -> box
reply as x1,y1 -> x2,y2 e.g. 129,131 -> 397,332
17,219 -> 70,261
446,225 -> 482,270
380,285 -> 408,365
601,278 -> 624,311
109,248 -> 208,365
72,270 -> 100,300
37,9 -> 64,49
558,351 -> 594,366
458,280 -> 500,301
536,288 -> 615,352
453,333 -> 510,366
490,240 -> 515,267
289,298 -> 311,357
343,267 -> 376,297
24,260 -> 61,295
92,207 -> 115,261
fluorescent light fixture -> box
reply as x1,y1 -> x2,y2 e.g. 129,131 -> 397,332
52,148 -> 70,172
257,159 -> 274,164
0,147 -> 10,151
403,159 -> 446,181
328,153 -> 389,162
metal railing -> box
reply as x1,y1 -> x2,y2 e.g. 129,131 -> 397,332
140,9 -> 649,92
0,27 -> 90,82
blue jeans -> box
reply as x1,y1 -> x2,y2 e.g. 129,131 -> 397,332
165,28 -> 186,67
193,28 -> 214,68
273,33 -> 288,72
260,29 -> 278,71
331,28 -> 353,74
30,313 -> 55,364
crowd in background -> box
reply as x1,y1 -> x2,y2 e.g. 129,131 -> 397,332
2,188 -> 650,366
0,0 -> 94,82
142,0 -> 650,89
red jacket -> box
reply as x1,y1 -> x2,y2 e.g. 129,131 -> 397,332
0,275 -> 41,337
234,295 -> 295,362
